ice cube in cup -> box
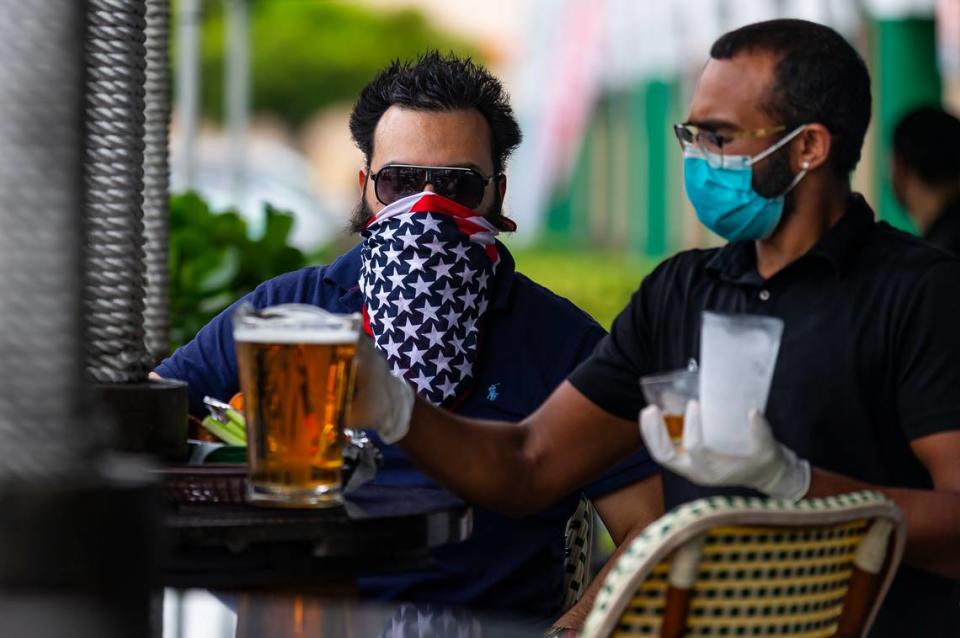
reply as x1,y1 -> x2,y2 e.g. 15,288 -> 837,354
640,368 -> 698,444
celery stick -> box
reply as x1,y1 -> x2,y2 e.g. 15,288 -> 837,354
201,415 -> 246,446
223,408 -> 247,444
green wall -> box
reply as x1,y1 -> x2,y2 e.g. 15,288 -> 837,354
545,78 -> 682,259
871,18 -> 941,232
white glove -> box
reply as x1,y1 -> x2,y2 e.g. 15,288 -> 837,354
348,336 -> 415,444
639,400 -> 810,501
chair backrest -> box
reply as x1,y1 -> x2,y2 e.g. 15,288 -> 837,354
581,491 -> 904,638
563,495 -> 596,610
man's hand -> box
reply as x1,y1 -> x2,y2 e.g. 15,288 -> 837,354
348,336 -> 415,444
640,400 -> 810,501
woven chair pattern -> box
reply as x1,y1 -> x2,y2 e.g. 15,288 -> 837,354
563,495 -> 596,610
583,491 -> 903,638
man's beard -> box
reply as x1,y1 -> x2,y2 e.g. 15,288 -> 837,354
349,189 -> 504,234
349,197 -> 376,234
751,147 -> 799,218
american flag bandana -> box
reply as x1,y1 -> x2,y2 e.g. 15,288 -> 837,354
359,191 -> 501,407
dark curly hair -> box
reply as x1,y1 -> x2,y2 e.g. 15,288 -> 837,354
348,51 -> 521,230
711,19 -> 871,177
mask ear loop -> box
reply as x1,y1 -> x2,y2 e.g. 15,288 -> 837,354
747,124 -> 808,166
778,159 -> 811,198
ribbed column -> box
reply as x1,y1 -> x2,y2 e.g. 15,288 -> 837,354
84,0 -> 152,383
143,0 -> 172,361
0,0 -> 99,481
0,7 -> 158,637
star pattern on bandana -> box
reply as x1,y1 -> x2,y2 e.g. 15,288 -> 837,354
360,210 -> 498,406
380,603 -> 476,638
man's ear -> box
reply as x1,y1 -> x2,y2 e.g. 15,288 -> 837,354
794,123 -> 831,172
358,167 -> 368,190
498,174 -> 507,201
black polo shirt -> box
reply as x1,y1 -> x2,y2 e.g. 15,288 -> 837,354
570,194 -> 960,636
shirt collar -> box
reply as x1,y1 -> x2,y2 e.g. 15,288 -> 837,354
705,239 -> 762,286
705,193 -> 875,285
323,239 -> 518,310
491,241 -> 517,310
323,243 -> 364,308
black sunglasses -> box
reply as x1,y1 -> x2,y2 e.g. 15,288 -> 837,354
369,164 -> 498,210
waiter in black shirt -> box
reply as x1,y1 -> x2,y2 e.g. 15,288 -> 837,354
892,106 -> 960,255
351,19 -> 960,636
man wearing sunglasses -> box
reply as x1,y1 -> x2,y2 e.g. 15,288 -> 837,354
154,52 -> 660,623
350,21 -> 960,636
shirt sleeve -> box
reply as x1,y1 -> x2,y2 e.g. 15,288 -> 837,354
896,259 -> 960,440
154,294 -> 254,418
567,268 -> 661,423
156,266 -> 333,417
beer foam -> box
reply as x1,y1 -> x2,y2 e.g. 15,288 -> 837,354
233,304 -> 359,344
233,326 -> 359,344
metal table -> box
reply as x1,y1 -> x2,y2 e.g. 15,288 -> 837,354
160,467 -> 473,589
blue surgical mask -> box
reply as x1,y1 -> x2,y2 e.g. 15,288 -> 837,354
683,125 -> 808,241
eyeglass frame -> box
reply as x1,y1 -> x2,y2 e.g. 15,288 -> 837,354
673,123 -> 792,168
367,163 -> 500,208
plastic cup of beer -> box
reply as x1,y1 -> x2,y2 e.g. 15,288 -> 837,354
640,368 -> 699,445
233,304 -> 360,508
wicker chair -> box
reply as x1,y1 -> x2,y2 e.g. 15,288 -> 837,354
563,495 -> 597,610
581,491 -> 904,638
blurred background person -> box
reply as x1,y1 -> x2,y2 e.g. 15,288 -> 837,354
892,106 -> 960,253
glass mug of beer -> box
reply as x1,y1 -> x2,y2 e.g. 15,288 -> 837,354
640,365 -> 699,446
233,304 -> 361,507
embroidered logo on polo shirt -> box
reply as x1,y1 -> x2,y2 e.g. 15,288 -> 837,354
486,383 -> 500,401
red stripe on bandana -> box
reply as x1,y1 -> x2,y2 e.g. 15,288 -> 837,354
361,305 -> 373,338
408,193 -> 518,233
366,192 -> 507,266
408,191 -> 476,218
411,195 -> 501,265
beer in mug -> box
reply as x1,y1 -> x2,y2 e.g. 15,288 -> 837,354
233,304 -> 360,507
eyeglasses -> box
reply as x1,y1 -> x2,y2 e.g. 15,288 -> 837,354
673,123 -> 787,168
368,164 -> 498,209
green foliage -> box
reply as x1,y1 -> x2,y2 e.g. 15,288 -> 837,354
508,246 -> 654,331
196,1 -> 481,127
169,192 -> 307,348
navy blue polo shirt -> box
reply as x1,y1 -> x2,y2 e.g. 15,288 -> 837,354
157,242 -> 656,621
